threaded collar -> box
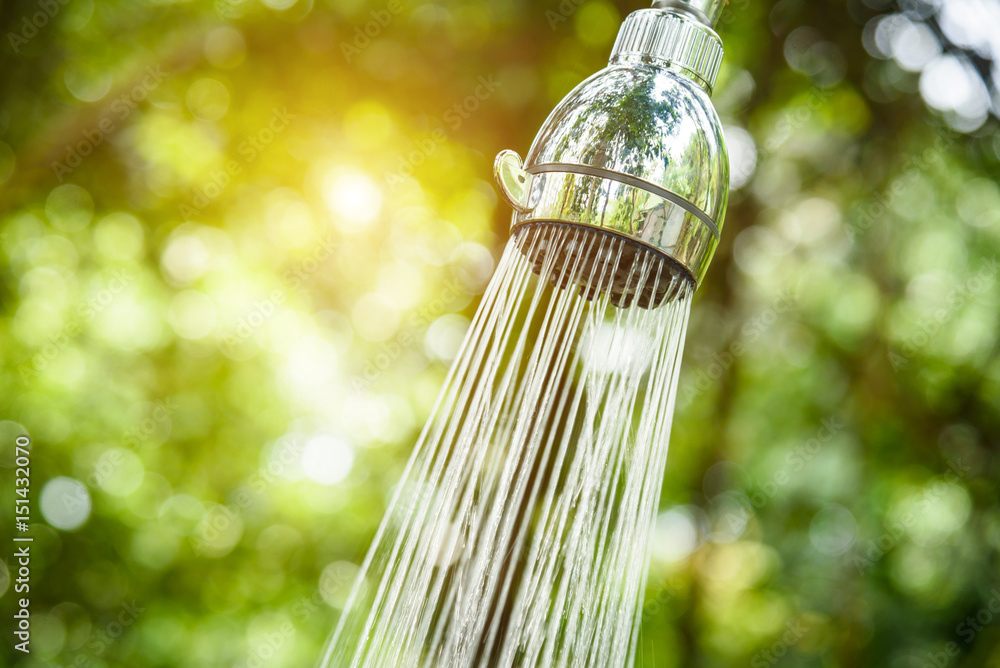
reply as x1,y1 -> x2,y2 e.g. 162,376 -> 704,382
610,9 -> 724,93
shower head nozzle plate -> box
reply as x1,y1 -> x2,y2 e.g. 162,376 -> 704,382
515,222 -> 694,309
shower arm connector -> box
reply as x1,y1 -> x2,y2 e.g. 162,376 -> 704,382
495,0 -> 730,291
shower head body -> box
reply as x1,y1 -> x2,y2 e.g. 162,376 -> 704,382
495,3 -> 729,300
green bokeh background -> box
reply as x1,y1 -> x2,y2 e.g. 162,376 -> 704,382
1,0 -> 999,666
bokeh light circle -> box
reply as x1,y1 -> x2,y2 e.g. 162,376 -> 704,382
45,184 -> 94,233
302,435 -> 355,486
40,477 -> 92,531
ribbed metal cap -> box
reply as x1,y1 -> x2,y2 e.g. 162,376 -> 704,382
610,9 -> 724,93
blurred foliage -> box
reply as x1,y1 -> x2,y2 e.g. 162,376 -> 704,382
1,0 -> 999,666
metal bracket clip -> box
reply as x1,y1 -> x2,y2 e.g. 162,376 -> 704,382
494,150 -> 533,214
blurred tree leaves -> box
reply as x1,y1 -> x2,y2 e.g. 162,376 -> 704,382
0,0 -> 999,666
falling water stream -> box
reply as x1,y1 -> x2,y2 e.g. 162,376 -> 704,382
320,224 -> 693,667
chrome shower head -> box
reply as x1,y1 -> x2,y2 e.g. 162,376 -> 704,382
652,0 -> 727,27
495,0 -> 729,308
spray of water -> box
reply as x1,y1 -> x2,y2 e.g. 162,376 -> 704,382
320,224 -> 693,668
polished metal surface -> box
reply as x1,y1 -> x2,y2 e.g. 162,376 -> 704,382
517,170 -> 719,284
613,8 -> 723,92
494,150 -> 531,213
495,3 -> 729,289
652,0 -> 727,27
